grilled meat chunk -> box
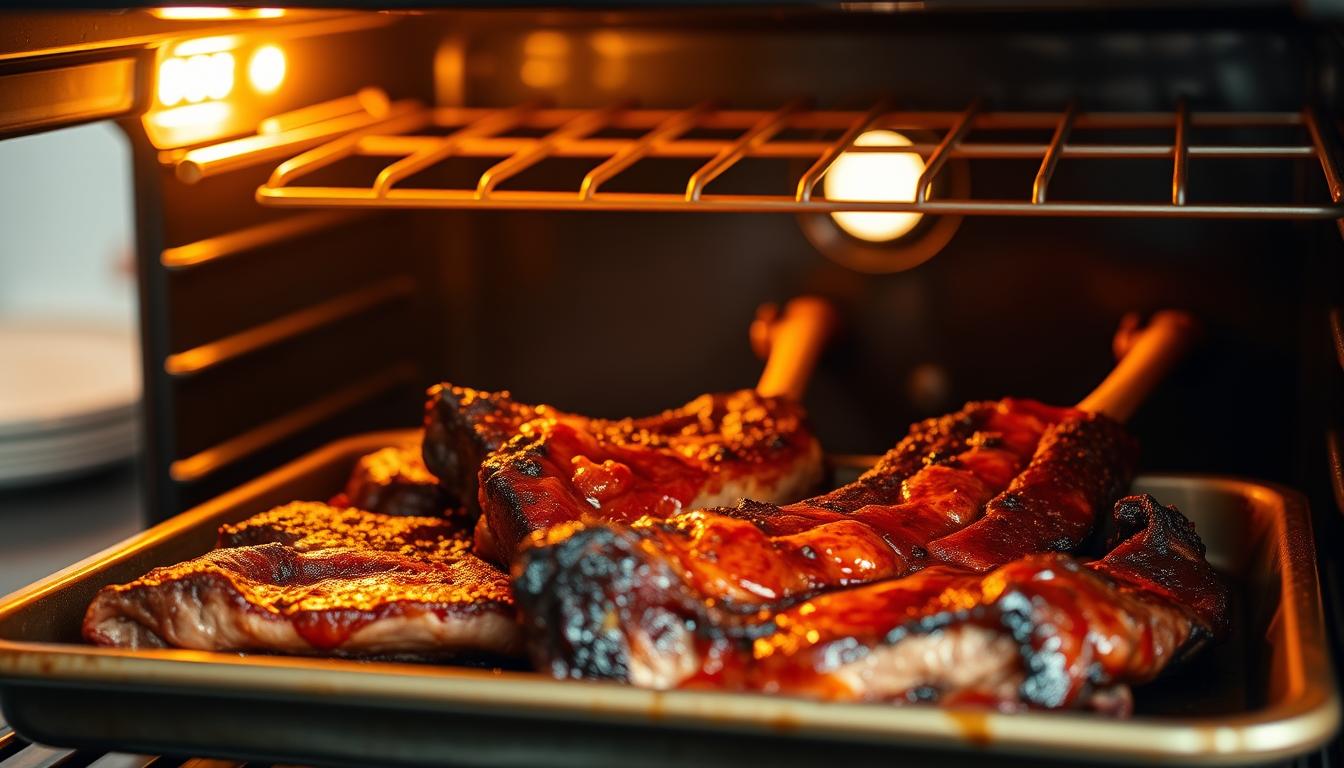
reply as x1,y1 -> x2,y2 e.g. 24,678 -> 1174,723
516,401 -> 1127,635
336,445 -> 456,519
421,384 -> 545,515
83,544 -> 518,657
514,401 -> 1137,684
520,495 -> 1226,713
423,385 -> 824,554
218,501 -> 472,565
479,389 -> 822,559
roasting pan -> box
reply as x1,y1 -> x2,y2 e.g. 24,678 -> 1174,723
0,430 -> 1336,767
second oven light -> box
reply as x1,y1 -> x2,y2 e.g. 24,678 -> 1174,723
248,45 -> 286,94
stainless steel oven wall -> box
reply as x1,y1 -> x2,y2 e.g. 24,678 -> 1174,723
126,21 -> 443,517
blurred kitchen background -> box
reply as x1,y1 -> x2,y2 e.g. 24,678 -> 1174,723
0,121 -> 143,597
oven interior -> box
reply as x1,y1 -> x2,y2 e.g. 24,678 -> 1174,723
0,3 -> 1342,765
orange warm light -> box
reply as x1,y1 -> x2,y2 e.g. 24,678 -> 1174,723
158,51 -> 235,106
151,7 -> 285,20
824,129 -> 926,242
248,45 -> 287,93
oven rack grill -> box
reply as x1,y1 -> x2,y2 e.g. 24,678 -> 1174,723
219,98 -> 1344,221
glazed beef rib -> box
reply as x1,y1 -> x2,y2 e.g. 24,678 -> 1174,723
519,495 -> 1226,712
514,399 -> 1135,664
478,389 -> 822,559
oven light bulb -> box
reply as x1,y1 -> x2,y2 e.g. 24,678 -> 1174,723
824,129 -> 926,243
249,45 -> 286,94
157,56 -> 188,106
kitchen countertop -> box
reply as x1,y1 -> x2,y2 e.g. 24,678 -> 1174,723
0,460 -> 143,599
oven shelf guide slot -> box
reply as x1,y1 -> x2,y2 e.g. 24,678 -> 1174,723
175,96 -> 1344,221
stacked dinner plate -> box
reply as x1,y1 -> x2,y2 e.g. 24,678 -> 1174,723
0,323 -> 140,489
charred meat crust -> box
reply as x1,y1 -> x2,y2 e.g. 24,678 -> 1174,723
513,523 -> 645,681
513,522 -> 739,681
516,494 -> 1227,712
422,383 -> 539,517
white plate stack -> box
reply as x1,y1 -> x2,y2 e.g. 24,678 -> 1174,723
0,324 -> 141,489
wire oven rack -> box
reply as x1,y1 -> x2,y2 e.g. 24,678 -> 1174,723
203,96 -> 1344,221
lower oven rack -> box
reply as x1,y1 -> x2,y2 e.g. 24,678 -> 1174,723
176,94 -> 1344,222
0,431 -> 1337,768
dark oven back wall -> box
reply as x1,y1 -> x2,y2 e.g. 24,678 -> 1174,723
412,9 -> 1330,488
421,210 -> 1325,489
136,9 -> 1340,518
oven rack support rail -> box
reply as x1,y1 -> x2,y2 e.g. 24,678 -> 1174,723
176,95 -> 1344,221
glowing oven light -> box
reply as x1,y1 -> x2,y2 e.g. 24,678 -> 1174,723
248,45 -> 287,93
151,7 -> 285,20
824,129 -> 926,243
158,51 -> 235,106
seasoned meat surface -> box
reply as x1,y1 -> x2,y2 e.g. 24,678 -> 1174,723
514,400 -> 1143,693
516,400 -> 1129,628
479,389 -> 822,559
518,495 -> 1225,713
83,544 -> 518,657
338,445 -> 456,519
423,385 -> 823,558
218,501 -> 472,565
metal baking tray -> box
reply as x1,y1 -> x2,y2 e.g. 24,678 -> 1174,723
0,429 -> 1337,767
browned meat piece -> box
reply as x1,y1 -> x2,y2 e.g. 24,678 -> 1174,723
519,495 -> 1226,713
513,401 -> 1134,675
479,389 -> 823,560
83,544 -> 518,658
421,384 -> 545,517
337,445 -> 456,519
217,501 -> 472,565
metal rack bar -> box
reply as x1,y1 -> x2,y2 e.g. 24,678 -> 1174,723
237,101 -> 1344,222
1173,98 -> 1190,206
356,136 -> 1314,161
796,99 -> 890,203
421,106 -> 1305,132
163,277 -> 413,377
266,103 -> 427,189
175,90 -> 403,184
916,100 -> 979,204
374,101 -> 540,197
160,211 -> 361,270
478,101 -> 625,199
1032,101 -> 1077,204
580,101 -> 711,200
1305,108 -> 1344,204
688,98 -> 804,202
